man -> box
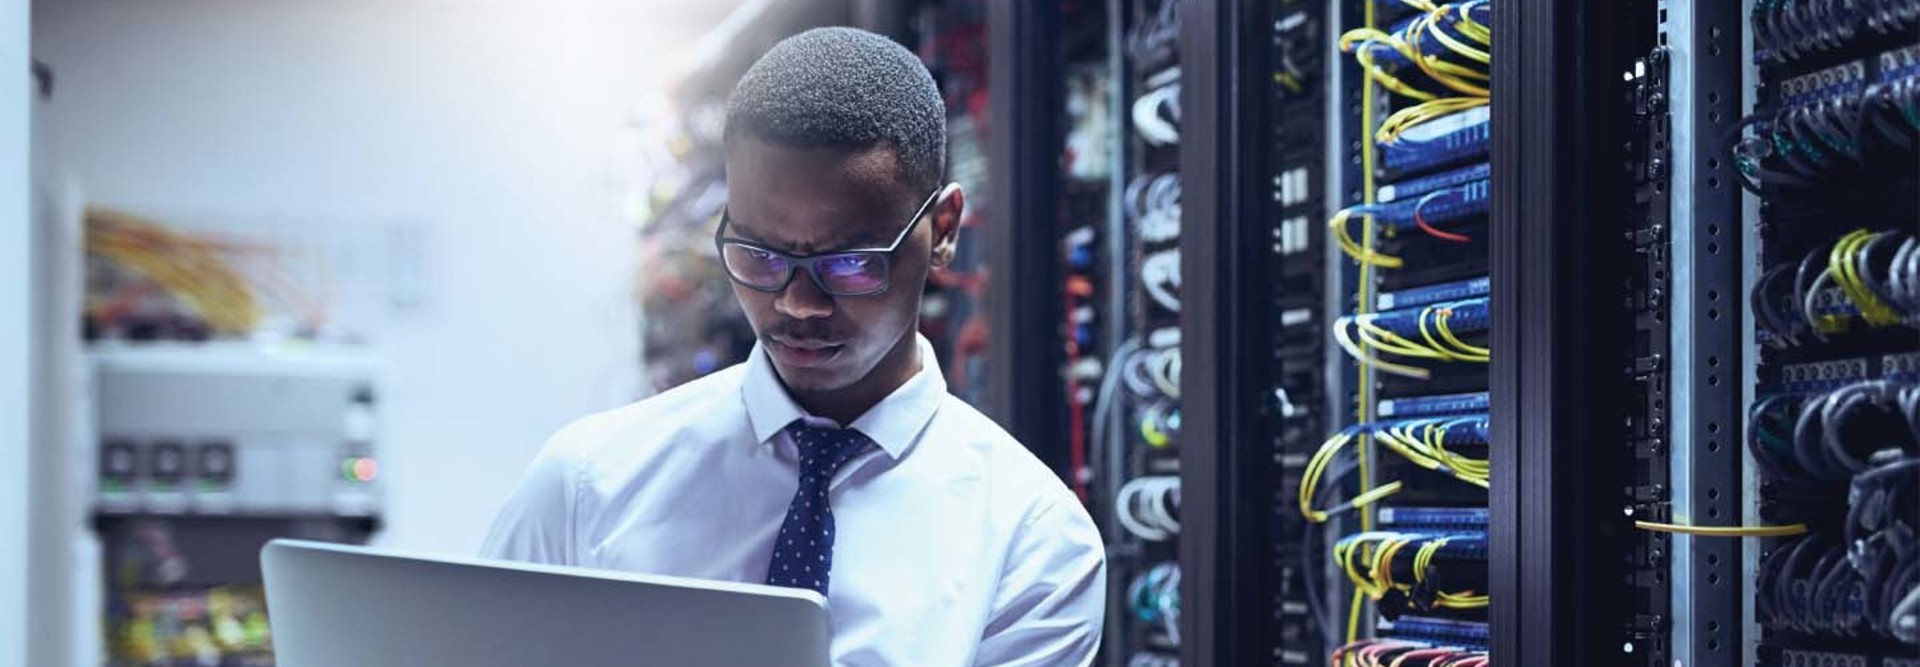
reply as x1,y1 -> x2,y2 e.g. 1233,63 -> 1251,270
481,27 -> 1107,666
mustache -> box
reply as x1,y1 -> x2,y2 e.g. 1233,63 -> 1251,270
765,322 -> 846,345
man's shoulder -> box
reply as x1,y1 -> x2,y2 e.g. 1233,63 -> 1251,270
929,397 -> 1082,510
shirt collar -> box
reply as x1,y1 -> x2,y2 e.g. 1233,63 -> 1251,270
742,334 -> 946,460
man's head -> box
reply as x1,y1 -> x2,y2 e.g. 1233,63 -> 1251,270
721,27 -> 964,396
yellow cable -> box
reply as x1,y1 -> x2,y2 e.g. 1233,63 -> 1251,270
1358,318 -> 1451,359
1632,521 -> 1809,537
1454,3 -> 1490,42
1434,308 -> 1492,358
1331,208 -> 1406,267
1351,1 -> 1381,646
1377,97 -> 1487,144
1300,430 -> 1407,522
1416,307 -> 1466,361
1829,229 -> 1899,326
1334,316 -> 1433,379
1425,7 -> 1490,63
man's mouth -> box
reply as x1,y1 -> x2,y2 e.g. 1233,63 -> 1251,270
767,336 -> 847,368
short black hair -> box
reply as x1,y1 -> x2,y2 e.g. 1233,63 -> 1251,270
725,27 -> 946,192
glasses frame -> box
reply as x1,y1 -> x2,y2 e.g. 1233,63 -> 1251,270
713,187 -> 943,297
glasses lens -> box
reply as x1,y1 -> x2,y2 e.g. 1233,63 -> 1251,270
813,253 -> 889,295
721,243 -> 792,289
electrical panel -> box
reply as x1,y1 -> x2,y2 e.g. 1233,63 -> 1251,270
89,343 -> 384,667
90,344 -> 384,518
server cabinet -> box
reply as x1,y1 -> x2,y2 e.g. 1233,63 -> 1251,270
1180,0 -> 1657,665
989,1 -> 1189,665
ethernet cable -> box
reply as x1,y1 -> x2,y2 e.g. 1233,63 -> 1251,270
1116,475 -> 1181,541
1632,521 -> 1808,537
1141,248 -> 1183,313
1330,206 -> 1407,268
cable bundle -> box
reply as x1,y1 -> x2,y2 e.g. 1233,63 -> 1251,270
1377,97 -> 1488,146
1139,399 -> 1180,449
1758,527 -> 1918,643
1730,61 -> 1919,192
1126,0 -> 1182,70
1300,417 -> 1491,523
1749,380 -> 1920,489
1334,531 -> 1488,617
1091,341 -> 1183,461
1333,299 -> 1490,380
1338,0 -> 1491,102
1127,563 -> 1182,646
1116,476 -> 1181,541
1748,375 -> 1919,642
1752,1 -> 1920,64
1330,638 -> 1488,667
1141,248 -> 1183,313
1125,172 -> 1182,244
1754,229 -> 1920,347
1132,81 -> 1182,147
85,209 -> 262,336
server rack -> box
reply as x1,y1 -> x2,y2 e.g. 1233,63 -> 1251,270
1734,1 -> 1920,665
1180,0 -> 1655,665
989,1 -> 1192,664
988,1 -> 1919,665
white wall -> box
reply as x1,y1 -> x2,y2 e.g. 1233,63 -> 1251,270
32,0 -> 736,555
3,0 -> 31,663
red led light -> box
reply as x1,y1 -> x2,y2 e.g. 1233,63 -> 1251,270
349,457 -> 378,483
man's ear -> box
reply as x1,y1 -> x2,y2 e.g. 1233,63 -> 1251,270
928,183 -> 965,269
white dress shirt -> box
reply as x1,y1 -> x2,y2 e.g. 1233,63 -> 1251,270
481,335 -> 1106,667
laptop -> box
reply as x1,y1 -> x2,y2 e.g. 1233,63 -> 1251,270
261,539 -> 830,667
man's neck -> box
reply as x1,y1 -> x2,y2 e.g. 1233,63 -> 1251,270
788,331 -> 921,427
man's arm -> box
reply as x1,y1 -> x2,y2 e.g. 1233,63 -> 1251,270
478,438 -> 582,565
972,496 -> 1108,667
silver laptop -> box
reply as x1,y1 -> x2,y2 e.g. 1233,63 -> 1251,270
262,539 -> 830,667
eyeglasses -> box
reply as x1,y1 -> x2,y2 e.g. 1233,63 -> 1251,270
714,188 -> 941,297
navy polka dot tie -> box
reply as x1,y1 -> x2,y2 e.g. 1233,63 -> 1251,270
765,421 -> 873,596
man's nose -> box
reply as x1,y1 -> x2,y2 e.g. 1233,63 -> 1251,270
773,270 -> 835,320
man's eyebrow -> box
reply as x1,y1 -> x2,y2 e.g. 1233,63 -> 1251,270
723,214 -> 883,254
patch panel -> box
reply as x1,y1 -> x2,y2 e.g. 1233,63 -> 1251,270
1774,649 -> 1913,667
1780,60 -> 1870,107
1366,297 -> 1492,337
1878,44 -> 1920,82
1379,617 -> 1491,650
1377,276 -> 1490,310
1753,1 -> 1920,66
1364,415 -> 1491,447
1884,352 -> 1920,382
1371,179 -> 1491,232
1381,112 -> 1491,179
1363,3 -> 1493,80
1377,162 -> 1491,204
1780,356 -> 1874,393
1774,353 -> 1920,392
1376,506 -> 1491,529
1376,391 -> 1490,418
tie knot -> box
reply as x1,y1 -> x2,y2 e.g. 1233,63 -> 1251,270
785,421 -> 873,476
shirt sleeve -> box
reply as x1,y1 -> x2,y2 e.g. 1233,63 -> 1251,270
478,435 -> 583,565
972,494 -> 1108,667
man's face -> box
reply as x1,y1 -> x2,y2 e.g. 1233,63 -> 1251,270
721,136 -> 961,392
